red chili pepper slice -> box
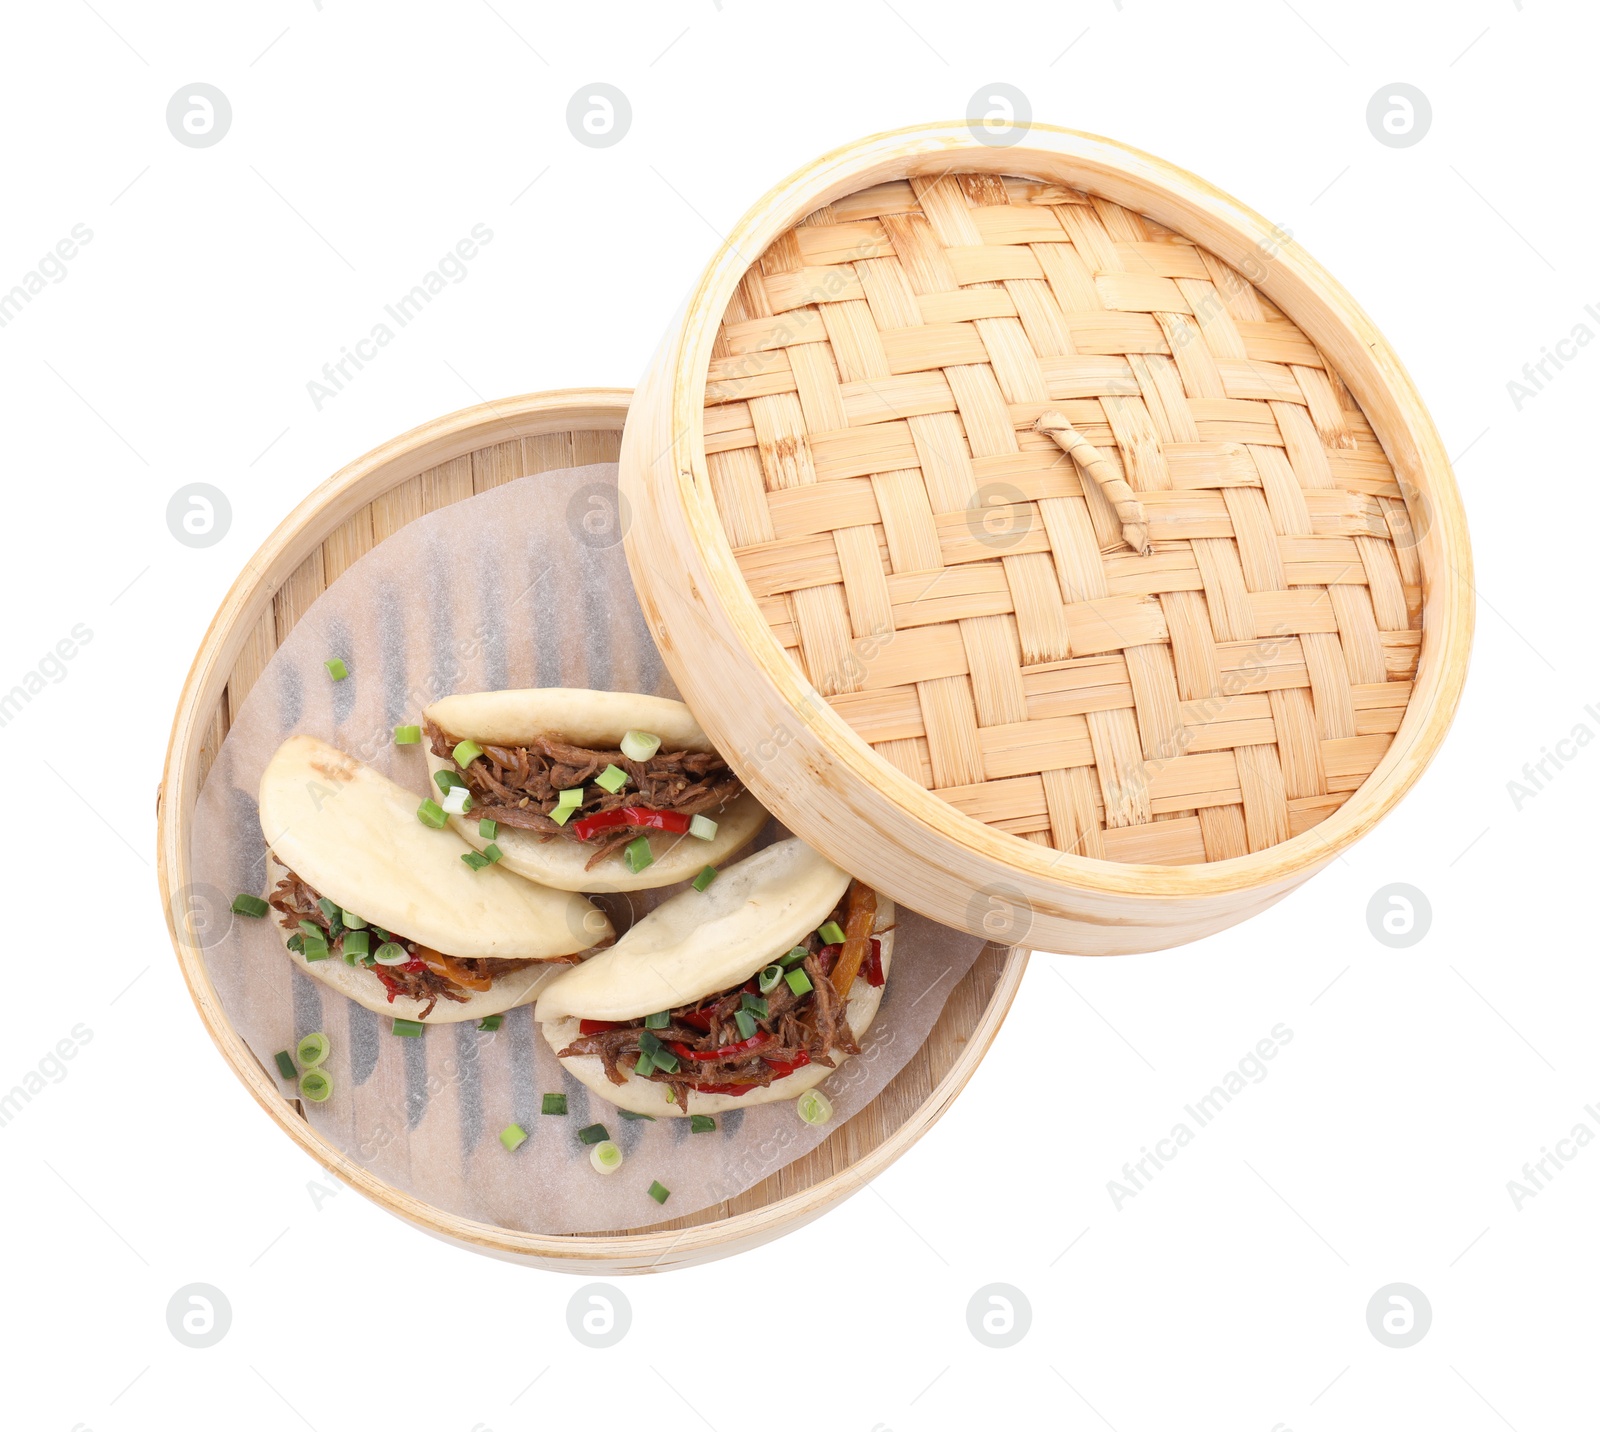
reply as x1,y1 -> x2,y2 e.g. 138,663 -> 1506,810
763,1050 -> 812,1078
676,1009 -> 713,1032
578,1018 -> 617,1035
570,805 -> 692,842
861,938 -> 884,987
669,1033 -> 770,1063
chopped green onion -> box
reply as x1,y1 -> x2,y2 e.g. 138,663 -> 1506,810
757,965 -> 784,995
643,1011 -> 670,1030
370,926 -> 391,942
302,937 -> 330,963
689,1114 -> 716,1133
785,967 -> 813,997
341,910 -> 367,930
637,1030 -> 664,1057
619,1109 -> 655,1122
394,724 -> 421,744
541,1092 -> 568,1116
780,946 -> 810,967
441,785 -> 473,816
299,1069 -> 333,1102
296,1032 -> 329,1068
273,1050 -> 296,1080
483,843 -> 503,864
478,818 -> 499,839
556,786 -> 585,809
499,1123 -> 528,1152
298,919 -> 323,941
741,993 -> 768,1018
647,1180 -> 671,1205
286,933 -> 304,954
462,851 -> 491,871
622,835 -> 654,874
374,942 -> 410,965
797,1089 -> 833,1126
594,764 -> 629,794
549,803 -> 576,826
817,921 -> 847,946
392,1018 -> 425,1037
734,1009 -> 758,1040
691,865 -> 718,892
689,814 -> 718,842
650,1047 -> 680,1074
590,1139 -> 624,1174
417,798 -> 447,829
452,739 -> 484,767
316,897 -> 340,922
324,657 -> 348,681
231,893 -> 269,918
578,1122 -> 610,1146
433,769 -> 467,793
633,1051 -> 655,1077
342,930 -> 370,964
477,1015 -> 503,1032
620,729 -> 662,762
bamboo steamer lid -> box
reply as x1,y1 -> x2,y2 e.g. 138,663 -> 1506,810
620,123 -> 1471,955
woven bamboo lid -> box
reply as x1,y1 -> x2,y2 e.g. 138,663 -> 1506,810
621,125 -> 1471,953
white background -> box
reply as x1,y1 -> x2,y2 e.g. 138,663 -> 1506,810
2,1 -> 1594,1427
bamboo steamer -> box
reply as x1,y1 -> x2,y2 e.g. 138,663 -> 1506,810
156,388 -> 1027,1273
620,123 -> 1473,956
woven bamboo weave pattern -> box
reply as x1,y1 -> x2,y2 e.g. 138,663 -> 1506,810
701,174 -> 1423,866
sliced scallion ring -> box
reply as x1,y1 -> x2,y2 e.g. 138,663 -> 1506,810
461,851 -> 491,871
796,1089 -> 833,1126
302,938 -> 330,963
324,658 -> 348,681
688,814 -> 718,841
594,764 -> 629,794
817,920 -> 847,946
299,1069 -> 333,1102
590,1140 -> 623,1174
734,1009 -> 758,1040
643,1011 -> 670,1029
478,818 -> 499,839
741,993 -> 768,1018
392,1018 -> 425,1038
691,864 -> 717,892
577,1122 -> 610,1146
452,739 -> 484,767
757,964 -> 784,995
393,724 -> 421,744
417,798 -> 448,829
555,786 -> 585,809
441,784 -> 473,816
647,1180 -> 671,1205
374,942 -> 410,965
499,1123 -> 528,1152
273,1050 -> 296,1080
689,1114 -> 716,1133
317,897 -> 341,923
620,729 -> 661,762
295,1032 -> 329,1068
433,768 -> 467,793
231,893 -> 269,918
622,835 -> 654,874
341,910 -> 368,930
785,967 -> 813,997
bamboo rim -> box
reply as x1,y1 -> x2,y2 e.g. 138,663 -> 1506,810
656,122 -> 1472,900
155,387 -> 1028,1271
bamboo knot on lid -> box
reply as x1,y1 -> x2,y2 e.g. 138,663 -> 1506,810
1034,411 -> 1151,557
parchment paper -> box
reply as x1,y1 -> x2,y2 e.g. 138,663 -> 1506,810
190,464 -> 985,1233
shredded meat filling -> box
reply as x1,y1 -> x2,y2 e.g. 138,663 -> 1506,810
425,720 -> 745,870
556,882 -> 885,1105
268,867 -> 540,1019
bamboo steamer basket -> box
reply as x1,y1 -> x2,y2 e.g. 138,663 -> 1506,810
621,123 -> 1473,956
156,388 -> 1027,1273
